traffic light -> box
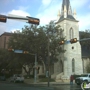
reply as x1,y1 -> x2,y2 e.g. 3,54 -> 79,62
59,40 -> 65,45
70,38 -> 77,44
27,16 -> 40,25
23,51 -> 29,54
8,48 -> 14,52
0,15 -> 7,23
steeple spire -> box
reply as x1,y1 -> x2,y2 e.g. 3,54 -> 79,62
58,0 -> 76,22
73,9 -> 77,19
62,0 -> 72,16
57,10 -> 60,21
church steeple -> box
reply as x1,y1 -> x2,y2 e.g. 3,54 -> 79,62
57,0 -> 76,22
61,0 -> 73,16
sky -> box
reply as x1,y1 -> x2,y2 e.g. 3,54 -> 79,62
0,0 -> 90,35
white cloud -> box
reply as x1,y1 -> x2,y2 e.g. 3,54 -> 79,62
71,0 -> 89,9
37,0 -> 90,31
7,9 -> 30,24
0,9 -> 30,35
18,6 -> 29,11
10,28 -> 21,33
37,0 -> 61,25
78,13 -> 90,31
8,9 -> 30,17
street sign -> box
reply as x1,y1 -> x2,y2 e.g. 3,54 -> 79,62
46,71 -> 49,77
14,50 -> 23,53
65,41 -> 70,44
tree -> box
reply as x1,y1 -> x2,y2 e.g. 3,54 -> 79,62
79,30 -> 90,73
8,21 -> 65,75
0,48 -> 16,76
79,30 -> 90,45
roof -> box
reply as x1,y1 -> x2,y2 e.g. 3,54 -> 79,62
59,15 -> 76,21
0,32 -> 13,37
58,0 -> 76,22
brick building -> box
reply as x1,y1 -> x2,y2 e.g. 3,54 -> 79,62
0,32 -> 12,49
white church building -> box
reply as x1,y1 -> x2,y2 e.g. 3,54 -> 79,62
51,0 -> 83,80
51,0 -> 90,80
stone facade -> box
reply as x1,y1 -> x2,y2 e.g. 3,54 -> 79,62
0,32 -> 12,49
51,0 -> 83,80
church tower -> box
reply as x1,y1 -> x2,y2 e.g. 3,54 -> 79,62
53,0 -> 83,80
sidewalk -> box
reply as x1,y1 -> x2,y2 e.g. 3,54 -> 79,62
24,79 -> 75,85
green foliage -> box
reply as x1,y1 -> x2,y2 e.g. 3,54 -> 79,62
0,49 -> 11,71
7,21 -> 65,75
39,78 -> 55,82
79,30 -> 90,46
38,75 -> 46,78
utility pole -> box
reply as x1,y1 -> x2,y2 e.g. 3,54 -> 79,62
34,54 -> 37,83
47,33 -> 50,87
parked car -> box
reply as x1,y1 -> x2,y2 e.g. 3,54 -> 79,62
0,75 -> 6,81
75,73 -> 90,85
10,74 -> 24,83
0,73 -> 6,81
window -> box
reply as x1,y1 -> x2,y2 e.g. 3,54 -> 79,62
72,46 -> 74,49
72,58 -> 75,72
69,28 -> 74,39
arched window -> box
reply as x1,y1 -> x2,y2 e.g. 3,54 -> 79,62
72,58 -> 75,72
69,28 -> 74,39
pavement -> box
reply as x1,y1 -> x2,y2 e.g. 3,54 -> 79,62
24,79 -> 76,85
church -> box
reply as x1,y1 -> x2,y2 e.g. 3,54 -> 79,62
51,0 -> 89,81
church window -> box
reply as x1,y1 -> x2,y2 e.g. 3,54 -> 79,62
72,58 -> 75,72
69,28 -> 74,39
72,46 -> 74,49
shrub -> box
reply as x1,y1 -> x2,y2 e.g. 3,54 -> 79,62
24,75 -> 34,79
39,77 -> 55,82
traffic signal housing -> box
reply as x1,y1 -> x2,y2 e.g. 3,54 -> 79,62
37,67 -> 40,70
8,48 -> 14,52
0,15 -> 7,23
27,16 -> 40,25
70,38 -> 77,44
59,40 -> 65,45
23,51 -> 29,54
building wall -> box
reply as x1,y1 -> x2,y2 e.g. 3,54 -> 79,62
82,58 -> 90,73
54,19 -> 83,79
0,33 -> 11,49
